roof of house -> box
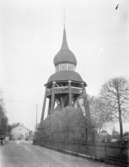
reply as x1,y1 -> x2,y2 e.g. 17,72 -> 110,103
11,124 -> 31,132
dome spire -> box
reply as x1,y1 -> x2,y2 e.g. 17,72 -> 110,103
61,26 -> 69,50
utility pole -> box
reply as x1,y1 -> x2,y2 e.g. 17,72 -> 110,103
35,104 -> 38,130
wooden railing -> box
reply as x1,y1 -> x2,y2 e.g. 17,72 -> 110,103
46,86 -> 83,96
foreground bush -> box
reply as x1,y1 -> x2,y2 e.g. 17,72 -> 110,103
34,107 -> 91,145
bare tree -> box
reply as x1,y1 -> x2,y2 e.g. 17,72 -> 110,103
89,96 -> 113,133
100,77 -> 129,139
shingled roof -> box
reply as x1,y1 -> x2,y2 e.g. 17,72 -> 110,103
47,71 -> 85,83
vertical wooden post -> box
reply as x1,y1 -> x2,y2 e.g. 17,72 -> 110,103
41,88 -> 47,122
81,82 -> 85,94
48,98 -> 51,116
60,96 -> 64,108
68,80 -> 72,106
50,81 -> 56,113
81,82 -> 87,116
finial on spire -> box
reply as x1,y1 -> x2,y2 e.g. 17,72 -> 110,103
63,8 -> 66,29
61,8 -> 69,50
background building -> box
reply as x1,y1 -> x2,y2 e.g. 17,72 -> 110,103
11,123 -> 33,140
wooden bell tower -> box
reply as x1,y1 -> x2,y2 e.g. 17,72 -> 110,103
41,28 -> 87,121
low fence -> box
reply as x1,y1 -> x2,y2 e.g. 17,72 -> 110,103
35,140 -> 129,166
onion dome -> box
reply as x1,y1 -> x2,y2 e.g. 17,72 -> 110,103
54,28 -> 77,66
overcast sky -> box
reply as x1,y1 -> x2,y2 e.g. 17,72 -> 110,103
0,0 -> 129,130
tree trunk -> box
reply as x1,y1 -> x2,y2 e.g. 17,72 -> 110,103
116,86 -> 123,140
118,102 -> 123,140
